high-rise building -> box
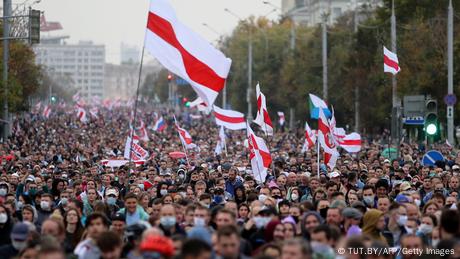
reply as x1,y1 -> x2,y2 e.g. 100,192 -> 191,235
34,38 -> 105,101
282,0 -> 382,26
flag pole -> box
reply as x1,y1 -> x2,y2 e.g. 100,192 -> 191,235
174,115 -> 190,166
128,46 -> 146,174
247,122 -> 265,185
317,138 -> 320,179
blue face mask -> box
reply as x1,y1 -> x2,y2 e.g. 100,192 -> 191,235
160,216 -> 176,228
107,197 -> 117,206
214,195 -> 224,204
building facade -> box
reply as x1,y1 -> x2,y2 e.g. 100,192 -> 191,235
34,39 -> 105,101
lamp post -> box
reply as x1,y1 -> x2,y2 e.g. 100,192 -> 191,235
224,8 -> 253,120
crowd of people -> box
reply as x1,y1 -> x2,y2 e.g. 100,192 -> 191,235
0,104 -> 458,259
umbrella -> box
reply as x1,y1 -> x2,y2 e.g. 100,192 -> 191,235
382,148 -> 398,160
169,151 -> 186,159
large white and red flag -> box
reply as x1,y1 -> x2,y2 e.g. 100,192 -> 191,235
145,0 -> 232,107
124,136 -> 149,161
301,122 -> 316,153
254,83 -> 273,135
42,105 -> 51,118
383,46 -> 400,75
76,106 -> 88,123
317,109 -> 339,169
189,97 -> 211,114
329,109 -> 362,153
213,105 -> 246,130
174,119 -> 196,149
247,123 -> 272,183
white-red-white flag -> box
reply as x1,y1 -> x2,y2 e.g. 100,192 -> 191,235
277,111 -> 285,126
215,126 -> 226,155
174,119 -> 196,149
43,105 -> 51,118
136,120 -> 149,142
145,0 -> 232,107
337,132 -> 362,153
76,106 -> 88,123
213,105 -> 246,130
317,109 -> 339,169
189,97 -> 211,114
254,83 -> 273,135
384,46 -> 400,75
89,107 -> 99,119
247,122 -> 272,183
302,122 -> 316,153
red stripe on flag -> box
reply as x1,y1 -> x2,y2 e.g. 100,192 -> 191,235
147,12 -> 225,92
214,111 -> 245,124
263,110 -> 273,127
340,139 -> 361,145
384,55 -> 399,71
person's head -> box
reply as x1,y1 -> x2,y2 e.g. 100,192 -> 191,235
180,238 -> 212,259
194,205 -> 211,227
110,213 -> 126,237
10,222 -> 30,252
124,192 -> 138,214
215,208 -> 236,230
160,204 -> 177,229
21,205 -> 35,223
281,238 -> 311,259
261,243 -> 282,258
216,225 -> 240,259
40,193 -> 53,211
303,212 -> 322,234
36,246 -> 65,259
440,209 -> 460,239
85,212 -> 110,239
96,231 -> 123,259
377,197 -> 391,214
311,224 -> 332,246
422,201 -> 440,216
362,185 -> 375,206
41,218 -> 65,243
326,207 -> 342,226
400,234 -> 423,259
404,203 -> 419,221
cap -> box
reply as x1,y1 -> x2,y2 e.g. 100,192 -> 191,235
11,173 -> 19,178
399,181 -> 412,192
453,165 -> 460,170
11,223 -> 29,241
329,171 -> 340,178
395,194 -> 411,204
111,213 -> 125,222
383,159 -> 391,164
106,189 -> 119,197
139,234 -> 175,257
342,207 -> 363,220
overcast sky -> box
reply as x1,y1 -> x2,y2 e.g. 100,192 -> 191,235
26,0 -> 282,64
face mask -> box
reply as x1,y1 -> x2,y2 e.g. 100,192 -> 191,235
272,195 -> 282,200
12,240 -> 26,251
397,215 -> 407,226
160,189 -> 168,196
0,213 -> 7,224
200,202 -> 210,209
291,193 -> 299,201
363,196 -> 374,205
138,184 -> 145,190
414,199 -> 421,207
0,188 -> 7,196
254,216 -> 269,229
418,224 -> 433,234
319,208 -> 328,219
179,192 -> 186,198
16,201 -> 23,210
29,189 -> 36,196
432,239 -> 440,248
258,194 -> 267,202
178,174 -> 185,179
194,217 -> 206,227
40,201 -> 50,211
405,226 -> 414,234
107,197 -> 117,205
60,198 -> 68,206
292,215 -> 299,223
160,216 -> 176,228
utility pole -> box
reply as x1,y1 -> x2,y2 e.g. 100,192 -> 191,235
322,14 -> 328,100
447,0 -> 455,145
390,0 -> 399,148
3,0 -> 12,140
354,0 -> 360,132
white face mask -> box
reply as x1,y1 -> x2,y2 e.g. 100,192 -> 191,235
414,199 -> 421,207
0,213 -> 7,223
397,215 -> 408,226
194,217 -> 206,227
40,201 -> 50,211
291,193 -> 299,201
160,189 -> 168,196
253,216 -> 269,229
418,224 -> 433,234
432,239 -> 440,248
258,194 -> 267,202
12,240 -> 26,251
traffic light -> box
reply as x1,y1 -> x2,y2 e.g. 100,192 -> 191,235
167,74 -> 173,81
424,99 -> 438,136
51,96 -> 57,103
29,9 -> 41,45
182,97 -> 191,107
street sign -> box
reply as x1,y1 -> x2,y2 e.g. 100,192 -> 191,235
403,116 -> 424,125
422,150 -> 444,166
447,106 -> 454,119
444,94 -> 457,106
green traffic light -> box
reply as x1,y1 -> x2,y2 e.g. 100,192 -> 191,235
426,123 -> 437,135
51,96 -> 56,102
185,101 -> 191,107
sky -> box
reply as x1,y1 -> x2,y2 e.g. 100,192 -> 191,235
24,0 -> 282,64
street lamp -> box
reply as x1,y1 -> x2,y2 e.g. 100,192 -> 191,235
224,8 -> 253,120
